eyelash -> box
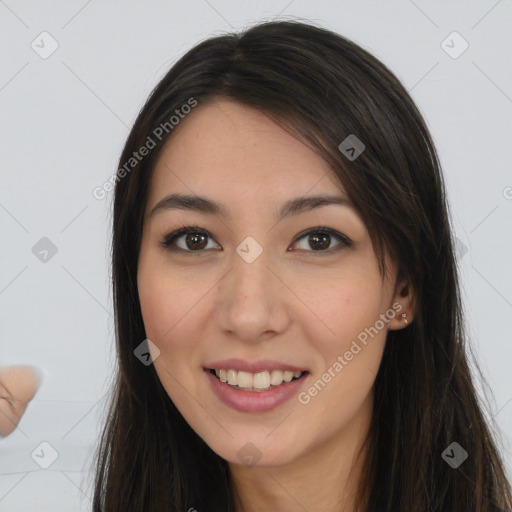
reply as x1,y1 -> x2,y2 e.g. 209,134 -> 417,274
160,224 -> 352,256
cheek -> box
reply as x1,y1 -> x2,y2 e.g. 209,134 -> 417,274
137,257 -> 196,360
138,249 -> 194,336
137,263 -> 205,410
297,268 -> 387,351
298,273 -> 389,405
137,254 -> 222,393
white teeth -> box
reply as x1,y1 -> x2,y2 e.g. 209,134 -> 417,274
283,371 -> 294,382
253,371 -> 271,389
237,371 -> 253,388
227,369 -> 237,386
270,370 -> 284,386
212,368 -> 305,391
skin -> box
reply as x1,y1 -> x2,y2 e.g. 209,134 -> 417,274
137,99 -> 415,512
0,365 -> 42,437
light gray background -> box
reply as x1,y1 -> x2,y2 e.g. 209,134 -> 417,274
1,1 -> 511,510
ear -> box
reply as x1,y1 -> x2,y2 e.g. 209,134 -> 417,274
388,279 -> 416,331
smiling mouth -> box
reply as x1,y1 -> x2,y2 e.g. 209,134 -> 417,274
208,368 -> 308,392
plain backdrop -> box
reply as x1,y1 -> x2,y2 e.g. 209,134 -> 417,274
0,1 -> 511,510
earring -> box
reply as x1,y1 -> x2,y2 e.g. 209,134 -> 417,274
401,313 -> 408,325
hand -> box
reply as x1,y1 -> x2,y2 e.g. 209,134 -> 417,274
0,365 -> 43,437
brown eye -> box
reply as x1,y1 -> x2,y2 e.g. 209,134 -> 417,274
161,225 -> 351,255
162,226 -> 220,253
182,232 -> 208,250
290,227 -> 351,253
308,232 -> 330,250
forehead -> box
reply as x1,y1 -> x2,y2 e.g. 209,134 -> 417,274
149,99 -> 344,199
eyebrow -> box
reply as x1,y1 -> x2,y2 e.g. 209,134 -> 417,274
149,192 -> 354,221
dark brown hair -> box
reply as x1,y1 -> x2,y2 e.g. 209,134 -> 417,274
92,19 -> 512,511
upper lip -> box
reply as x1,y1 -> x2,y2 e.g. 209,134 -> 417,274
205,358 -> 308,373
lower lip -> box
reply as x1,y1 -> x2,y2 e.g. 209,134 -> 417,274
204,369 -> 308,413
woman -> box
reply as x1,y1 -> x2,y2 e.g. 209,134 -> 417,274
92,20 -> 512,511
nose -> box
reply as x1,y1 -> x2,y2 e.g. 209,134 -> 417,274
215,248 -> 290,344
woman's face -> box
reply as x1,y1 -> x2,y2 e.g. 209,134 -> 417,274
137,99 -> 411,468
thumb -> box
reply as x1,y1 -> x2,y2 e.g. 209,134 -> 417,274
0,365 -> 44,437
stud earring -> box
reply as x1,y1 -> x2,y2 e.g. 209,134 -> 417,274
401,313 -> 408,325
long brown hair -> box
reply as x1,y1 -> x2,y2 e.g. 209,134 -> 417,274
92,19 -> 512,511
